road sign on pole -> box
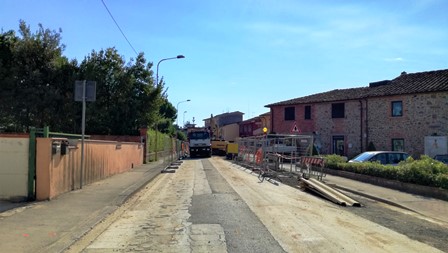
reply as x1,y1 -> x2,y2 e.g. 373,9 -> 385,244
75,80 -> 96,189
75,81 -> 96,101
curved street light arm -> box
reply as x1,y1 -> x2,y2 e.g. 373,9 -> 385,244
156,55 -> 185,87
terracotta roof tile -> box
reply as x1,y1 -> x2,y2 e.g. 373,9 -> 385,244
266,69 -> 448,107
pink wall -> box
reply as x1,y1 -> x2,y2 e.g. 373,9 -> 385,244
36,138 -> 143,200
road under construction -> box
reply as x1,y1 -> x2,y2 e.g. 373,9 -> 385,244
232,134 -> 363,207
2,151 -> 447,252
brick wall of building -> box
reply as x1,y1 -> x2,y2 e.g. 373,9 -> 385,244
268,66 -> 448,159
314,100 -> 364,158
271,105 -> 316,134
367,92 -> 448,157
271,101 -> 364,158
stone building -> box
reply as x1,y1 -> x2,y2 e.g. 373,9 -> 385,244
265,69 -> 448,158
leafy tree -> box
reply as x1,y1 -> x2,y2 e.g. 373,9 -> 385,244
0,21 -> 77,132
159,97 -> 176,123
0,30 -> 17,131
176,131 -> 187,141
79,49 -> 164,135
1,21 -> 174,136
155,96 -> 177,135
128,54 -> 164,131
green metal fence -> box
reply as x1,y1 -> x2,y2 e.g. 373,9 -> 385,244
146,129 -> 182,166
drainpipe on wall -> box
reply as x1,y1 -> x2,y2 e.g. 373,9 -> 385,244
365,99 -> 369,149
28,127 -> 36,200
359,100 -> 363,152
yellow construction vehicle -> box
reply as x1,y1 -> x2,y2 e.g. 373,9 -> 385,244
225,142 -> 238,160
209,114 -> 228,156
211,139 -> 228,156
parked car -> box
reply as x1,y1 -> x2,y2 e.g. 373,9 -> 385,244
433,154 -> 448,164
348,151 -> 410,165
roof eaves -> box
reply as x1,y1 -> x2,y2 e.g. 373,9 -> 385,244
265,69 -> 448,108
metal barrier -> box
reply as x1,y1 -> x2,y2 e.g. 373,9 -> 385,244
296,156 -> 326,181
234,134 -> 325,182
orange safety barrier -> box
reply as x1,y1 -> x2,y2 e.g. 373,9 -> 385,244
300,156 -> 325,167
255,148 -> 263,164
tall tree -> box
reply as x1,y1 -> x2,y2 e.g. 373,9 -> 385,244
157,97 -> 177,135
79,49 -> 163,135
0,20 -> 77,132
1,21 -> 173,135
0,30 -> 17,131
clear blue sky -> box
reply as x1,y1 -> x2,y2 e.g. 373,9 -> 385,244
2,0 -> 447,127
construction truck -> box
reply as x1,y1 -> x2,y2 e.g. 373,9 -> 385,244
188,128 -> 212,158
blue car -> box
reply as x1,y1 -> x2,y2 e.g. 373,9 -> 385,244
349,151 -> 410,165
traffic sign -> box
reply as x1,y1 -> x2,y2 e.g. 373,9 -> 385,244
291,122 -> 301,133
75,80 -> 96,102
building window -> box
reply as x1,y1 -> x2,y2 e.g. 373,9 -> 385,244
392,101 -> 403,117
304,105 -> 311,120
331,103 -> 345,118
392,139 -> 404,152
332,136 -> 345,156
284,107 -> 295,121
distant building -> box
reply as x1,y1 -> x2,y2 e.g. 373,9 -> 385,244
239,112 -> 271,138
265,69 -> 448,158
203,111 -> 244,142
204,111 -> 244,128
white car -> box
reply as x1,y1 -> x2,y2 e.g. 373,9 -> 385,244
349,151 -> 410,165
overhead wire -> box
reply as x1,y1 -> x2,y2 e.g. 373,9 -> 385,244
100,0 -> 138,56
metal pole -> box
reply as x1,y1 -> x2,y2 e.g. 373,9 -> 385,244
176,100 -> 190,126
28,127 -> 36,200
80,80 -> 86,189
176,102 -> 180,126
156,55 -> 185,88
155,127 -> 158,161
155,55 -> 185,160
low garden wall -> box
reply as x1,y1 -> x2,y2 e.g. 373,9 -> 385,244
36,138 -> 143,200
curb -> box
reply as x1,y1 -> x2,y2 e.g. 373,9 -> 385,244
329,184 -> 419,213
324,168 -> 448,201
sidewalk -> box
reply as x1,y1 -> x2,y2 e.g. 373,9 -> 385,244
323,174 -> 448,224
0,161 -> 166,253
0,160 -> 447,253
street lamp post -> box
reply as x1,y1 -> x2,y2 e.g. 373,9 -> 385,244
183,111 -> 187,127
176,99 -> 191,126
156,55 -> 185,87
154,54 -> 185,161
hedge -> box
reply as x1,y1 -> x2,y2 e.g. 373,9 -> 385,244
324,155 -> 448,190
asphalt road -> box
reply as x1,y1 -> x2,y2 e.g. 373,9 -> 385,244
66,157 -> 445,252
340,191 -> 448,252
188,159 -> 285,253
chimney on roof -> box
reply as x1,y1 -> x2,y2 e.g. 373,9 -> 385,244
401,71 -> 407,75
369,80 -> 392,88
